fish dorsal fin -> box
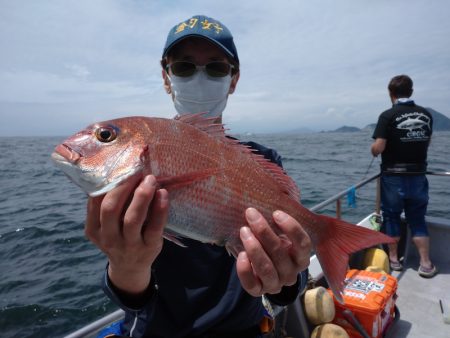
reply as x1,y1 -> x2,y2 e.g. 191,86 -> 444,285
175,113 -> 227,138
176,113 -> 301,201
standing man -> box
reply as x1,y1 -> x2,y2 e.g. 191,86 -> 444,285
86,15 -> 311,337
371,74 -> 437,278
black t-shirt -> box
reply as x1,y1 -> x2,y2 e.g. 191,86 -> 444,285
372,101 -> 433,172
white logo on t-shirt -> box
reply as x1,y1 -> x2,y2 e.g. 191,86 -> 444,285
395,112 -> 431,141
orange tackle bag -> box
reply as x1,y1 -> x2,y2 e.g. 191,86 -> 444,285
328,269 -> 398,338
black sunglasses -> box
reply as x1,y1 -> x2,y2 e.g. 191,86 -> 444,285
166,61 -> 235,78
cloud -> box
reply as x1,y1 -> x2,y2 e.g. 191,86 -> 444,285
1,0 -> 450,136
65,64 -> 91,79
0,70 -> 161,103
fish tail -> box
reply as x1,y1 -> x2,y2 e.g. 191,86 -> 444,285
312,213 -> 395,303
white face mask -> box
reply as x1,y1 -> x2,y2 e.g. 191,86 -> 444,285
168,71 -> 232,118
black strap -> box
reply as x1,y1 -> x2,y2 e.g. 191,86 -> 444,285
381,162 -> 427,174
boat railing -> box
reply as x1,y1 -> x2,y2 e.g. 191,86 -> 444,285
309,171 -> 450,219
64,309 -> 125,338
309,173 -> 381,218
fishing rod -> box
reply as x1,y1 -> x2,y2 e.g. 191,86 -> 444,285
362,156 -> 376,181
349,156 -> 377,203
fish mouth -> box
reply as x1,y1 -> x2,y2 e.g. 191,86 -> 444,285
51,147 -> 105,196
51,143 -> 143,197
52,144 -> 81,164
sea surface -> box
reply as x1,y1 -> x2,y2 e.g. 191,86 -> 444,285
0,131 -> 449,337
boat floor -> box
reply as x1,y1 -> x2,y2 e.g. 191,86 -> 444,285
386,255 -> 450,338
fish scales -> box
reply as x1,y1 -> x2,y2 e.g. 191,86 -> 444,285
141,118 -> 295,246
52,114 -> 395,301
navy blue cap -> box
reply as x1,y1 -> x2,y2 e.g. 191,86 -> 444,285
162,15 -> 239,64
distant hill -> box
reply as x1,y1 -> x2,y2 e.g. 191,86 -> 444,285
426,108 -> 450,131
362,123 -> 377,133
326,125 -> 361,133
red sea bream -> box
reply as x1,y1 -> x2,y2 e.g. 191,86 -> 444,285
51,114 -> 394,301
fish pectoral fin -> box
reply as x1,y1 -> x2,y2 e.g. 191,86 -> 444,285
156,167 -> 222,190
225,240 -> 243,258
163,232 -> 187,247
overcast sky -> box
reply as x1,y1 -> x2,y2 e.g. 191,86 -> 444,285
1,0 -> 449,136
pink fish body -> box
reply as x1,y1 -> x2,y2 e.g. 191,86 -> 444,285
52,114 -> 394,301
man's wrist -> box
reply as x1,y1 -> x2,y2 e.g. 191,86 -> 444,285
108,263 -> 152,296
106,264 -> 157,310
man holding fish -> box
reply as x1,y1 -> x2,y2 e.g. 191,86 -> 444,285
85,15 -> 312,337
53,15 -> 394,337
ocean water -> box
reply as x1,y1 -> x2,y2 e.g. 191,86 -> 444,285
0,131 -> 449,337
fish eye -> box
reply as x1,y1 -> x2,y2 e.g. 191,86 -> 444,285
95,126 -> 117,143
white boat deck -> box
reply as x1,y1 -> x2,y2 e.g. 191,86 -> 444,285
386,256 -> 450,338
385,216 -> 450,338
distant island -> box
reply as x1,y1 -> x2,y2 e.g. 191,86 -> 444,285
329,126 -> 361,133
427,108 -> 450,131
326,108 -> 450,133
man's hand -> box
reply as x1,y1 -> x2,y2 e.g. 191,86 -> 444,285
371,138 -> 386,157
236,208 -> 311,297
85,175 -> 169,295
